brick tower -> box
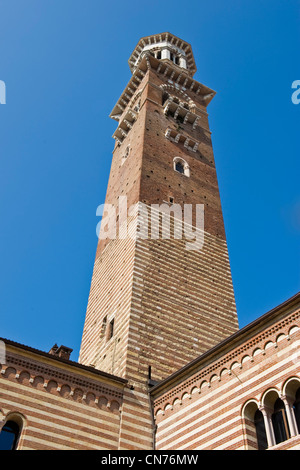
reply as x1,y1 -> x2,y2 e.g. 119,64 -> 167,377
79,33 -> 239,449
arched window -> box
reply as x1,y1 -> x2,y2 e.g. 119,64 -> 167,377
271,398 -> 290,444
121,146 -> 130,165
173,157 -> 190,177
254,409 -> 268,450
175,161 -> 184,174
293,388 -> 300,433
0,420 -> 20,450
242,401 -> 268,450
107,318 -> 115,340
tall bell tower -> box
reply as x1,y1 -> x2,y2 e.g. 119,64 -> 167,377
79,33 -> 239,449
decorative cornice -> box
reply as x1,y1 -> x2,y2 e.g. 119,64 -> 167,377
109,54 -> 216,123
0,350 -> 124,412
0,337 -> 127,387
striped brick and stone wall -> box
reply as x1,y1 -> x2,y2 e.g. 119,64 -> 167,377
79,40 -> 239,449
0,340 -> 126,450
151,293 -> 300,450
1,33 -> 299,452
79,54 -> 239,382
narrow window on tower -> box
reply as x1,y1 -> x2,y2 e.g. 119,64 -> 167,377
176,161 -> 184,173
101,316 -> 107,337
108,318 -> 115,340
121,146 -> 130,165
174,157 -> 190,177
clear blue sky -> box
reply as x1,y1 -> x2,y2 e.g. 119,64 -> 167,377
0,0 -> 299,362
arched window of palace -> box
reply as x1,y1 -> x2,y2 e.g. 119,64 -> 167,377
254,409 -> 268,450
271,398 -> 290,444
243,401 -> 268,450
0,420 -> 20,450
293,387 -> 300,433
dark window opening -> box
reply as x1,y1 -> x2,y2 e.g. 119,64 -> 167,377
272,398 -> 290,444
254,410 -> 268,450
108,319 -> 115,340
175,161 -> 184,174
176,114 -> 184,124
293,388 -> 300,433
162,92 -> 169,106
0,421 -> 20,450
102,316 -> 107,336
157,51 -> 161,59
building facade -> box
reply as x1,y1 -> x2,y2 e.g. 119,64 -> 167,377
151,292 -> 300,450
0,33 -> 299,451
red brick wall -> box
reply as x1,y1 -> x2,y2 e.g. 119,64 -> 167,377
152,306 -> 300,450
79,56 -> 239,449
0,345 -> 125,450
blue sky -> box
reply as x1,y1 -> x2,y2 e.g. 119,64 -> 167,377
0,0 -> 299,362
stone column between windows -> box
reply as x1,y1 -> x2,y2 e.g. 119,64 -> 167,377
179,56 -> 187,69
161,48 -> 170,60
259,405 -> 276,448
281,395 -> 298,437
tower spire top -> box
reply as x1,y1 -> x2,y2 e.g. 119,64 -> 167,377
128,32 -> 197,77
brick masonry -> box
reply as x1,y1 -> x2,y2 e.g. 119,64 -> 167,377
79,55 -> 239,384
78,44 -> 240,449
151,296 -> 300,450
0,340 -> 126,450
1,33 -> 299,451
